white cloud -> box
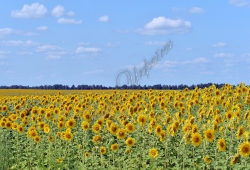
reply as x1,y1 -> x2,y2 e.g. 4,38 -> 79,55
144,41 -> 167,45
214,53 -> 234,57
1,40 -> 39,46
0,55 -> 6,59
136,16 -> 192,35
11,3 -> 48,18
37,26 -> 48,31
0,28 -> 22,38
16,51 -> 33,55
105,42 -> 120,47
52,5 -> 65,18
0,50 -> 10,55
36,45 -> 63,52
83,70 -> 103,75
78,42 -> 90,46
172,7 -> 186,12
99,15 -> 109,22
213,42 -> 226,47
57,18 -> 82,24
189,7 -> 205,14
45,55 -> 61,60
76,47 -> 101,53
229,0 -> 250,7
67,11 -> 75,16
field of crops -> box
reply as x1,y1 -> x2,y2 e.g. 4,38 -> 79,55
1,83 -> 250,169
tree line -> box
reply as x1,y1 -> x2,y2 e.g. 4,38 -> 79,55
0,83 -> 238,90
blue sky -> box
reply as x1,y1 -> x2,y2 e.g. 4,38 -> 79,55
1,0 -> 250,87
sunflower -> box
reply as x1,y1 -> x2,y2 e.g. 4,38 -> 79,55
58,158 -> 63,163
5,121 -> 12,129
217,138 -> 226,152
34,136 -> 41,143
38,122 -> 45,130
239,142 -> 250,157
64,132 -> 73,141
203,156 -> 212,164
96,118 -> 104,127
116,128 -> 127,140
111,143 -> 119,151
230,153 -> 240,165
155,124 -> 162,136
204,129 -> 215,142
137,114 -> 147,126
159,130 -> 166,142
100,146 -> 106,155
192,124 -> 198,134
83,112 -> 92,122
11,123 -> 18,130
192,133 -> 202,147
125,148 -> 131,154
125,137 -> 135,147
92,135 -> 102,143
109,123 -> 119,135
236,126 -> 245,140
85,152 -> 90,158
44,126 -> 50,134
17,125 -> 24,134
81,121 -> 90,131
149,148 -> 158,158
125,122 -> 135,133
48,135 -> 54,143
225,111 -> 233,121
10,114 -> 18,121
66,119 -> 76,129
57,121 -> 64,129
92,123 -> 102,133
149,118 -> 157,129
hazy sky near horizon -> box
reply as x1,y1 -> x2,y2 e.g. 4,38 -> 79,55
1,0 -> 250,87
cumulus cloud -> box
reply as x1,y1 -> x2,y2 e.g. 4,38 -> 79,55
135,16 -> 192,35
214,53 -> 235,57
37,26 -> 48,31
0,28 -> 22,38
36,45 -> 63,52
0,50 -> 10,55
57,18 -> 82,24
52,5 -> 65,18
213,42 -> 226,47
75,47 -> 101,53
11,3 -> 48,18
229,0 -> 250,7
99,15 -> 109,22
67,11 -> 75,16
189,7 -> 205,14
1,40 -> 39,46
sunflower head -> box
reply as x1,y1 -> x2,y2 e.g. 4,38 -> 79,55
149,148 -> 158,158
125,137 -> 135,147
239,142 -> 250,157
217,138 -> 226,152
192,133 -> 202,147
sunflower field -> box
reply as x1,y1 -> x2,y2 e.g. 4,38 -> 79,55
1,83 -> 250,169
